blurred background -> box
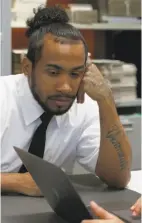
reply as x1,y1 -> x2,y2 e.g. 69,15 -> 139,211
0,0 -> 141,171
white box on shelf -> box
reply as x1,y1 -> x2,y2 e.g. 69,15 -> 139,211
11,0 -> 47,22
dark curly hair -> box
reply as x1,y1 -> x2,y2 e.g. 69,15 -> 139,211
26,5 -> 88,66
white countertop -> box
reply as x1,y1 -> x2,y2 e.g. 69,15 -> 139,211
127,170 -> 142,194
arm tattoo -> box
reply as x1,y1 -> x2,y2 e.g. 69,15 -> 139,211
106,124 -> 127,170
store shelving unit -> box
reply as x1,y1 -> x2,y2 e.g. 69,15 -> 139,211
1,0 -> 141,76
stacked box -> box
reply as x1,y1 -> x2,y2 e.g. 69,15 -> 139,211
66,9 -> 98,24
108,0 -> 141,17
93,59 -> 137,102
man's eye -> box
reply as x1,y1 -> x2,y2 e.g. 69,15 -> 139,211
48,70 -> 59,76
71,72 -> 80,77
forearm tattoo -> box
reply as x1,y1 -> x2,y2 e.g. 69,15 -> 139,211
106,124 -> 127,170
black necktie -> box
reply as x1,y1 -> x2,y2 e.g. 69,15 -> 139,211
19,112 -> 53,173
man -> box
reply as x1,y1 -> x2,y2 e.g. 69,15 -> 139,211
1,5 -> 132,196
82,197 -> 141,222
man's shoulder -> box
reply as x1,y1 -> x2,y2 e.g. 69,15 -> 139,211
0,74 -> 25,109
0,73 -> 24,84
0,74 -> 24,94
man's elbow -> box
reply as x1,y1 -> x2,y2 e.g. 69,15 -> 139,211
108,174 -> 131,189
96,169 -> 131,189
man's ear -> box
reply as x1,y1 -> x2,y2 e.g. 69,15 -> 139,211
22,57 -> 32,76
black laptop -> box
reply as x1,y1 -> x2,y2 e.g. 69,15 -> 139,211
14,147 -> 94,223
14,147 -> 141,223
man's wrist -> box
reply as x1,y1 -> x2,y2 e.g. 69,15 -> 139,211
97,94 -> 119,122
97,95 -> 115,108
1,173 -> 21,193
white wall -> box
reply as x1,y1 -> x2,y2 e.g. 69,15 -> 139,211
0,0 -> 11,76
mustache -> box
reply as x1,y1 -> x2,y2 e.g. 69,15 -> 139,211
48,94 -> 76,100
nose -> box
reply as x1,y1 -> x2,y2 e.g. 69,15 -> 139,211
56,75 -> 72,94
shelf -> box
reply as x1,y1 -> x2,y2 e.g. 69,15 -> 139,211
71,23 -> 141,31
11,21 -> 141,30
116,99 -> 141,108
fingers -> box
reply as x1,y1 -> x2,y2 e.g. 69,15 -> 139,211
86,52 -> 93,69
77,66 -> 94,104
77,55 -> 104,104
77,81 -> 84,104
81,202 -> 124,223
130,197 -> 141,211
77,52 -> 91,104
130,197 -> 141,216
88,52 -> 91,57
90,201 -> 115,220
86,63 -> 102,79
89,63 -> 102,76
87,52 -> 91,62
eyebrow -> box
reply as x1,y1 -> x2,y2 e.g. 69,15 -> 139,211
45,64 -> 85,71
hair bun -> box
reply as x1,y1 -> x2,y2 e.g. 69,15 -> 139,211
26,5 -> 69,37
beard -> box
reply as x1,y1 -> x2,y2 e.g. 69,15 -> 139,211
29,73 -> 76,116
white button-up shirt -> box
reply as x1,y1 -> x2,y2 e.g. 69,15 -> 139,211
0,74 -> 100,174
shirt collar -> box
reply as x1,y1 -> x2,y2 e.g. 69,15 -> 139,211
17,74 -> 69,127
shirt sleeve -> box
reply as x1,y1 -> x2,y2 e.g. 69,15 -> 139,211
76,98 -> 100,173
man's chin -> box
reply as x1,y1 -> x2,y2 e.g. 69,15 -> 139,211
31,90 -> 75,115
45,100 -> 75,116
47,106 -> 71,116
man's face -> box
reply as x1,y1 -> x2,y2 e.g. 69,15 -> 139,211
26,34 -> 86,115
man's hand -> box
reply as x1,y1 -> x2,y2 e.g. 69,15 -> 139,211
17,172 -> 42,196
81,201 -> 124,223
1,172 -> 42,197
77,55 -> 111,104
130,197 -> 141,216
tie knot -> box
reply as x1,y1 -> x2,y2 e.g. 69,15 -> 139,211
40,112 -> 53,126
